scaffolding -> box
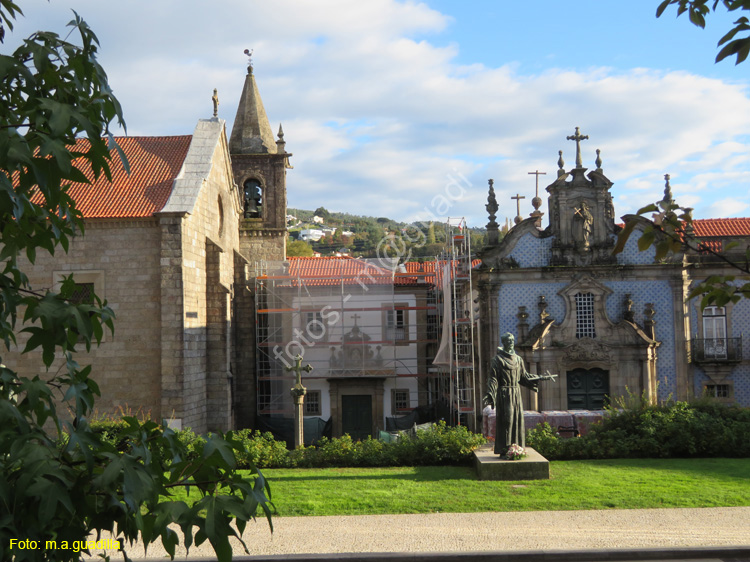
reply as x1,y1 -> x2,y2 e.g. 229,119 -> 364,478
252,218 -> 477,433
431,218 -> 478,428
254,257 -> 439,420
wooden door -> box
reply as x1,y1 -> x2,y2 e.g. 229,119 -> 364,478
341,395 -> 372,440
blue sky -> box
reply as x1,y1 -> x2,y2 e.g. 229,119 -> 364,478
6,0 -> 750,228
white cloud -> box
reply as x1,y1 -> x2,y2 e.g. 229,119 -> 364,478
6,0 -> 750,227
707,198 -> 750,218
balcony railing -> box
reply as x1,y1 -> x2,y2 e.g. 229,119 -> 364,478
691,337 -> 742,363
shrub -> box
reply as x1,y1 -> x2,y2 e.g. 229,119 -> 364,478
526,400 -> 750,460
87,417 -> 487,468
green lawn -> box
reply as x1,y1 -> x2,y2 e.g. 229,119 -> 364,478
252,458 -> 750,516
168,458 -> 750,517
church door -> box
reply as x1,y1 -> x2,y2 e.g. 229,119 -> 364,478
341,395 -> 372,441
567,368 -> 609,410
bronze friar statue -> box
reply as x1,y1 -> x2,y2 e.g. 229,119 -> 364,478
484,332 -> 557,455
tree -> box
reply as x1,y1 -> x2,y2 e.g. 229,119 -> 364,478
426,222 -> 436,245
657,0 -> 750,64
0,5 -> 271,561
286,240 -> 314,257
313,206 -> 329,221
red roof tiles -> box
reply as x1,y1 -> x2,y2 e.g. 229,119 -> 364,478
277,256 -> 396,287
64,136 -> 192,218
263,256 -> 444,287
692,218 -> 750,238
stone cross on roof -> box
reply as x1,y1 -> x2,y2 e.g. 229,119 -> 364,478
566,127 -> 589,169
528,170 -> 546,199
511,193 -> 525,224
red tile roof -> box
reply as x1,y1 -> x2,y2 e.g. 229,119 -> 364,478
271,256 -> 396,287
692,218 -> 750,238
64,136 -> 192,218
261,256 -> 449,287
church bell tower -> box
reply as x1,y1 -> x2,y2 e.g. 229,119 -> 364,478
229,56 -> 291,262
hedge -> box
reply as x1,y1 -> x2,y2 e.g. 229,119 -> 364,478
88,419 -> 487,468
526,400 -> 750,459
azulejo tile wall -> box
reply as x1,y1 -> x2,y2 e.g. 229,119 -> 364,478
507,233 -> 554,268
497,282 -> 569,337
617,230 -> 657,266
498,278 -> 677,402
604,280 -> 677,401
689,287 -> 750,405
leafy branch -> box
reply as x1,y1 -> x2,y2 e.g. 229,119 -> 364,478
614,190 -> 750,309
657,0 -> 750,64
0,5 -> 273,562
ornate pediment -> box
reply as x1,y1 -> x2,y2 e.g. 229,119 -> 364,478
563,339 -> 614,363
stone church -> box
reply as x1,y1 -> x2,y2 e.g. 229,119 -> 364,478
475,130 -> 750,411
6,63 -> 289,433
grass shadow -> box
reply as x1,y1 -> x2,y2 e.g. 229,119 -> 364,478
266,465 -> 475,483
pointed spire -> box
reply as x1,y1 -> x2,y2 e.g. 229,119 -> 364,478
229,55 -> 277,155
276,124 -> 286,153
662,173 -> 674,207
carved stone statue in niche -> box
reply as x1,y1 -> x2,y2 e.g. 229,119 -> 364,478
573,201 -> 593,249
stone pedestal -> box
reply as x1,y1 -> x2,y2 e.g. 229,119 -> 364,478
474,444 -> 550,481
291,385 -> 306,449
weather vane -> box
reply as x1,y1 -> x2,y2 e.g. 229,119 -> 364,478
244,48 -> 254,73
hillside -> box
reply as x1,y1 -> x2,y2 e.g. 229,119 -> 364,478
286,207 -> 489,258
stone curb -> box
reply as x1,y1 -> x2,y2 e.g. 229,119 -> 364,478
146,546 -> 750,562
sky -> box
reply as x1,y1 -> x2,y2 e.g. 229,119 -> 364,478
6,0 -> 750,228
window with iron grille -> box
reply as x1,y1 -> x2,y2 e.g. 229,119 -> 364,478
70,282 -> 95,305
705,384 -> 731,399
575,292 -> 596,339
304,390 -> 322,416
391,389 -> 410,414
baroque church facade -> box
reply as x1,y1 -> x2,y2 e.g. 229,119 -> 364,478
475,132 -> 750,412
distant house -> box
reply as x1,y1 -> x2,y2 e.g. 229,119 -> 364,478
253,256 -> 438,439
300,229 -> 325,242
312,215 -> 325,224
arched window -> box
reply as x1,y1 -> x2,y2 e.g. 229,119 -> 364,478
243,179 -> 262,218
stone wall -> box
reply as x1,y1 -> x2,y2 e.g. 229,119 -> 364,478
6,219 -> 164,419
175,124 -> 243,432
